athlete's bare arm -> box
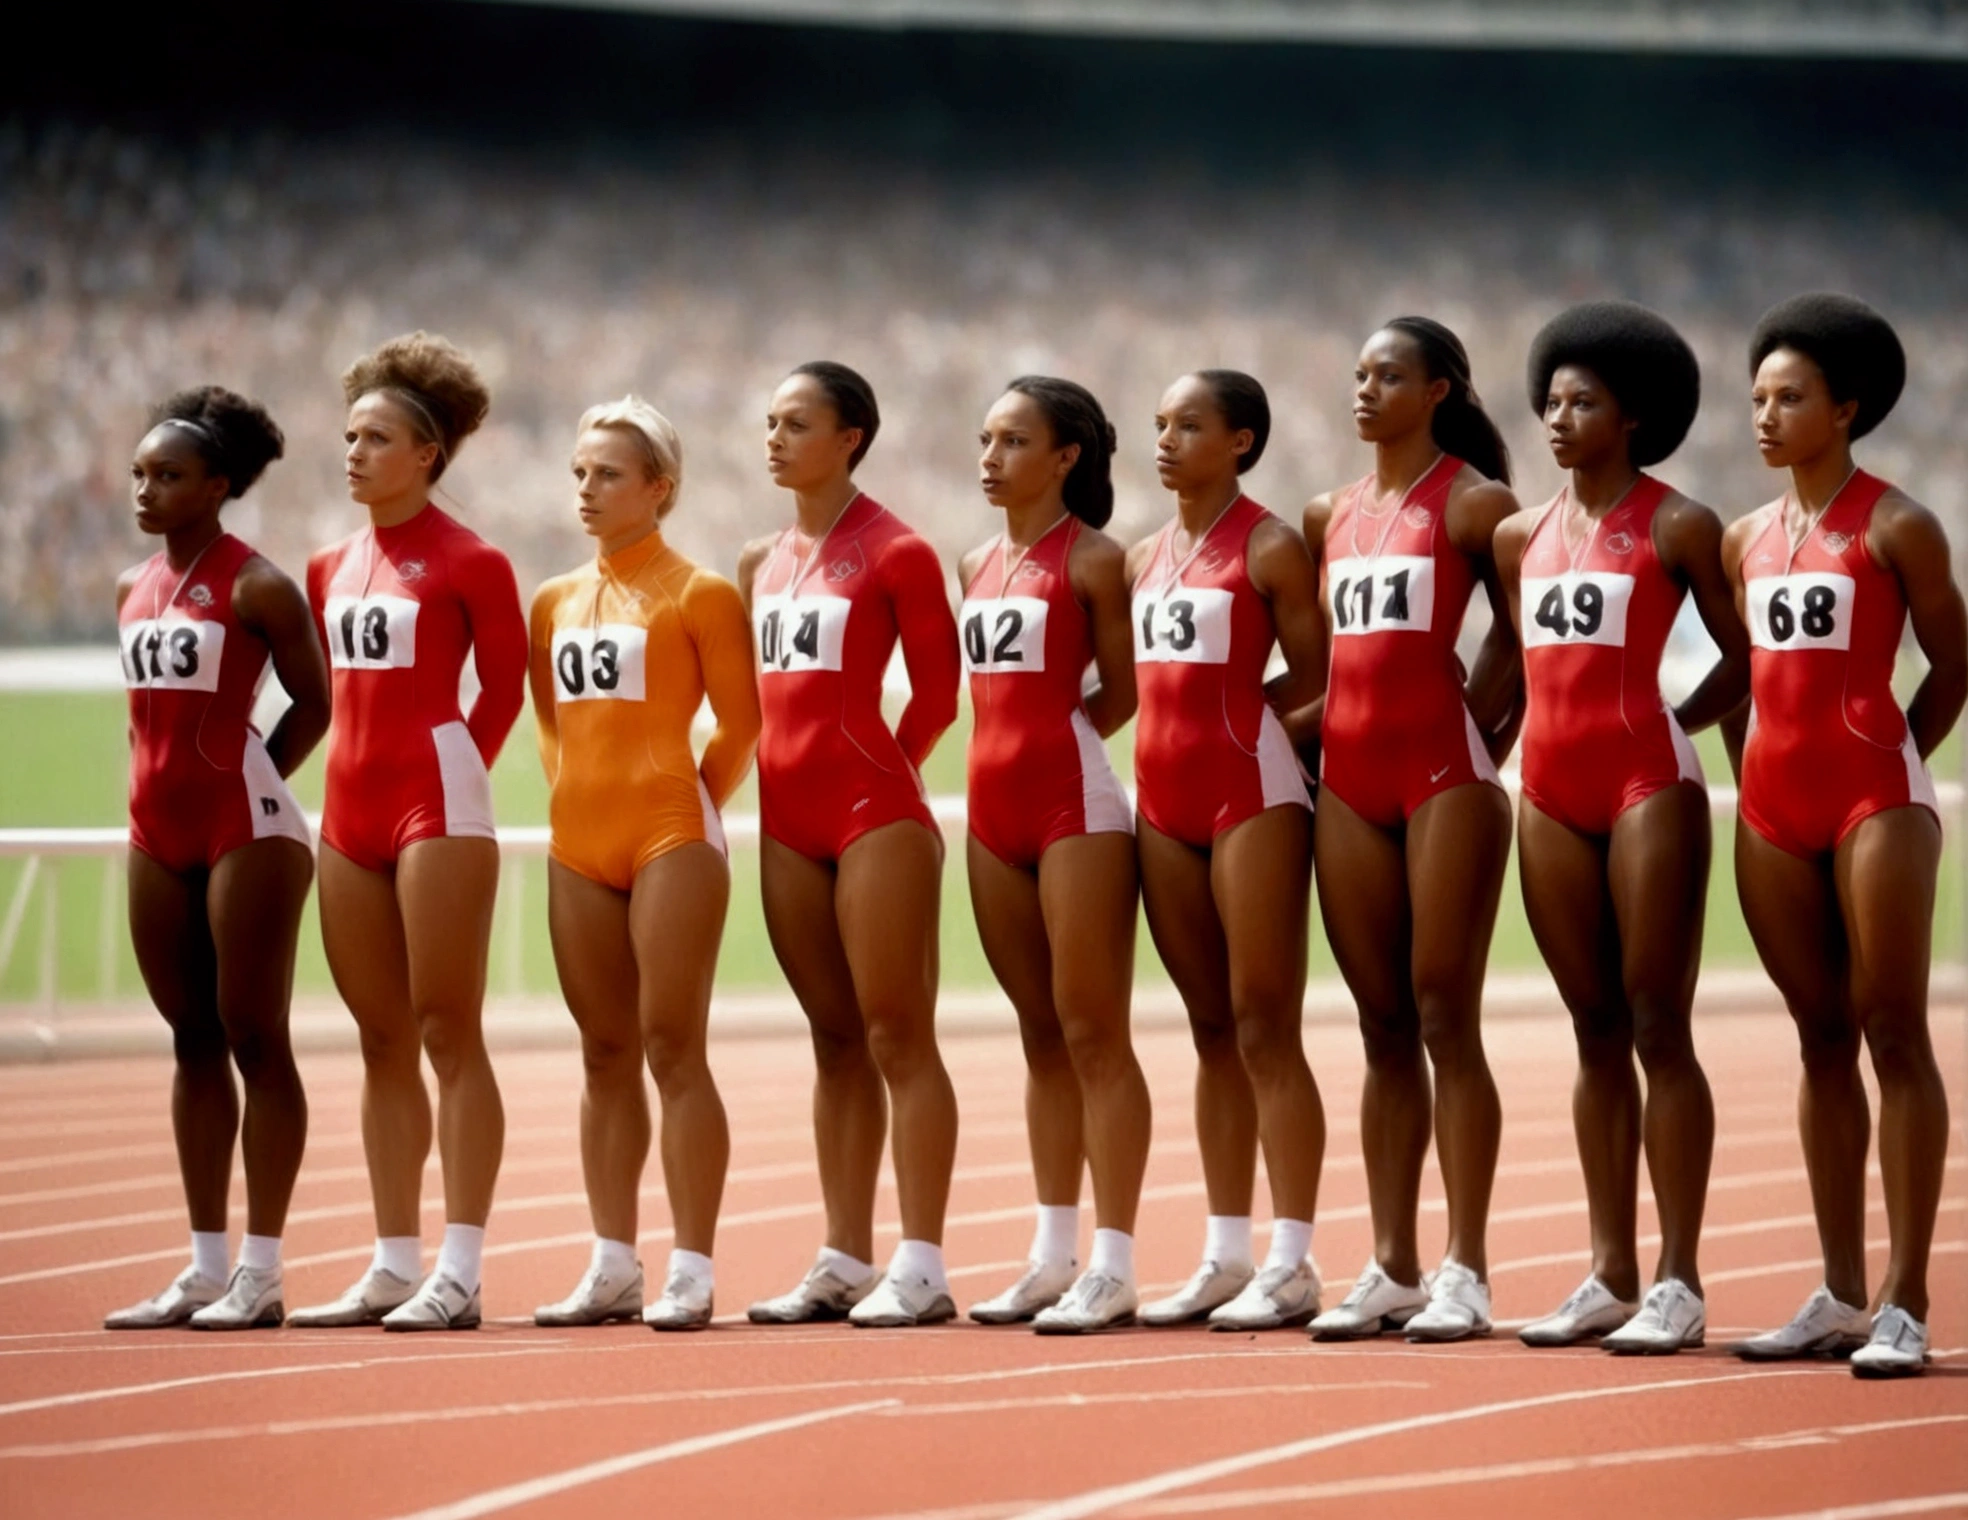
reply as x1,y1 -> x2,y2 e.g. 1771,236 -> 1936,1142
1249,517 -> 1326,749
1873,490 -> 1968,759
1489,508 -> 1535,640
956,541 -> 992,601
1716,505 -> 1776,781
234,556 -> 332,779
1447,474 -> 1525,762
526,583 -> 562,786
735,537 -> 774,620
1287,491 -> 1339,745
1070,528 -> 1138,739
1654,493 -> 1751,735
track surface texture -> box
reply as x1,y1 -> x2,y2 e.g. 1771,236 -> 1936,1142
1,1007 -> 1963,1519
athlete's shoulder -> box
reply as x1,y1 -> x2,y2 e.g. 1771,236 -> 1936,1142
681,562 -> 747,616
531,565 -> 589,614
1066,521 -> 1126,577
958,534 -> 1000,595
1124,520 -> 1168,586
1723,499 -> 1782,553
114,555 -> 157,614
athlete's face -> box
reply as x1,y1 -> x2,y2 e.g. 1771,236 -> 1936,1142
1352,331 -> 1450,444
1154,375 -> 1250,494
979,391 -> 1078,511
1751,347 -> 1859,470
344,392 -> 440,506
1543,365 -> 1636,473
130,428 -> 228,537
766,374 -> 862,492
572,426 -> 671,552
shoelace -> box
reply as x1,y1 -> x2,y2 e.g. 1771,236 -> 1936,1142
1340,1269 -> 1385,1308
1556,1279 -> 1604,1317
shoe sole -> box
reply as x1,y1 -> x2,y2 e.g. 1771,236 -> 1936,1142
746,1303 -> 855,1325
383,1313 -> 481,1333
969,1304 -> 1055,1325
851,1299 -> 958,1329
1034,1311 -> 1136,1337
1405,1323 -> 1493,1343
534,1308 -> 644,1327
1606,1334 -> 1704,1356
1851,1358 -> 1927,1380
1732,1335 -> 1866,1362
646,1317 -> 712,1332
190,1306 -> 285,1331
1208,1306 -> 1320,1332
104,1312 -> 213,1331
1311,1309 -> 1422,1342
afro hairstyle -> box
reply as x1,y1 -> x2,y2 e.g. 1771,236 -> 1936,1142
1748,292 -> 1905,442
1526,301 -> 1701,468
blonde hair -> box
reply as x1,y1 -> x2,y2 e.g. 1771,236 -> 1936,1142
578,396 -> 683,516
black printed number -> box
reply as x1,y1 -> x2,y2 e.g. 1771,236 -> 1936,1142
557,638 -> 622,697
338,604 -> 390,661
129,626 -> 198,683
964,608 -> 1026,667
1331,571 -> 1410,631
1533,582 -> 1605,641
760,608 -> 820,670
1141,598 -> 1196,652
1765,585 -> 1837,644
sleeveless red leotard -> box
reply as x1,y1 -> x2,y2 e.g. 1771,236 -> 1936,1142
1131,495 -> 1307,848
962,517 -> 1131,869
306,505 -> 528,872
122,533 -> 310,872
1517,475 -> 1704,835
1320,454 -> 1502,828
1739,470 -> 1936,857
750,495 -> 960,862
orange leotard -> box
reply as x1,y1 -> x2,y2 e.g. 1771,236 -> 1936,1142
531,529 -> 761,890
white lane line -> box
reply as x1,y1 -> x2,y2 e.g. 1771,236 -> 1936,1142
1005,1368 -> 1823,1520
382,1401 -> 895,1520
1727,1497 -> 1968,1520
884,1381 -> 1430,1418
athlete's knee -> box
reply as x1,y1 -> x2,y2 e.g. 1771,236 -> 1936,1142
1861,1012 -> 1940,1089
1017,1012 -> 1072,1075
1358,1006 -> 1421,1069
225,1023 -> 298,1090
1187,1007 -> 1240,1064
171,1014 -> 229,1071
1232,1010 -> 1306,1080
1789,1002 -> 1860,1070
641,1022 -> 710,1092
862,1005 -> 941,1082
1630,998 -> 1698,1077
580,1022 -> 642,1086
1058,1013 -> 1135,1090
809,1018 -> 871,1078
357,1017 -> 421,1076
1416,991 -> 1485,1071
418,1013 -> 488,1085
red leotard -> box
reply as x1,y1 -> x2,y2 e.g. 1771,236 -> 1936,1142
121,533 -> 310,872
962,517 -> 1131,869
307,505 -> 528,872
1131,495 -> 1307,848
1739,469 -> 1937,857
1517,475 -> 1704,835
750,494 -> 960,862
1320,454 -> 1502,828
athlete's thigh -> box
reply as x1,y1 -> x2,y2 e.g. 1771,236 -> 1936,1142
1312,786 -> 1411,1017
1517,800 -> 1620,1014
629,843 -> 731,1035
1834,807 -> 1942,1015
1137,816 -> 1231,1021
1036,832 -> 1138,1016
835,820 -> 942,1018
1210,805 -> 1312,1006
127,847 -> 218,1027
1404,782 -> 1512,1005
395,836 -> 500,1017
317,842 -> 413,1029
1606,783 -> 1710,1004
968,835 -> 1055,1020
760,834 -> 861,1036
1735,821 -> 1846,1022
206,838 -> 314,1037
546,859 -> 640,1049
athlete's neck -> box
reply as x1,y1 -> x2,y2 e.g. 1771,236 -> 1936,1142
1003,497 -> 1070,548
1173,478 -> 1241,536
1373,432 -> 1445,500
1569,459 -> 1641,514
162,517 -> 225,573
366,486 -> 431,531
600,521 -> 661,559
1788,444 -> 1859,516
792,478 -> 861,538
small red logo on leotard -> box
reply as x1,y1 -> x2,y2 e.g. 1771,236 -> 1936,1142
398,558 -> 428,582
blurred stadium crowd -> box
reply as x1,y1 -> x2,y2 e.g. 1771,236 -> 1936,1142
2,116 -> 1964,640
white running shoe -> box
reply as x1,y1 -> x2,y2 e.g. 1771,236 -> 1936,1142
381,1272 -> 481,1332
1850,1305 -> 1929,1379
1519,1275 -> 1636,1348
1404,1259 -> 1492,1342
1137,1260 -> 1255,1327
644,1269 -> 714,1332
1603,1278 -> 1705,1355
747,1257 -> 877,1324
287,1267 -> 420,1328
1734,1284 -> 1870,1361
848,1270 -> 958,1328
535,1262 -> 644,1327
1308,1260 -> 1430,1341
189,1265 -> 284,1331
1209,1259 -> 1322,1331
1033,1271 -> 1138,1336
104,1265 -> 225,1330
969,1260 -> 1077,1325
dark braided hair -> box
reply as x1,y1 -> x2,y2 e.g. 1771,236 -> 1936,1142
1382,317 -> 1511,485
1005,376 -> 1118,528
148,386 -> 285,498
1749,293 -> 1905,442
791,360 -> 881,470
1526,301 -> 1701,469
1192,370 -> 1271,475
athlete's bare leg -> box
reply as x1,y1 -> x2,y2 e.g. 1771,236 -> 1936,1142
319,844 -> 428,1238
1404,783 -> 1509,1278
128,848 -> 233,1235
1736,822 -> 1867,1310
1314,791 -> 1426,1286
547,861 -> 651,1247
1837,808 -> 1947,1323
761,836 -> 886,1263
206,838 -> 313,1239
1039,833 -> 1150,1235
397,837 -> 504,1227
969,836 -> 1085,1211
1139,817 -> 1258,1221
631,844 -> 732,1256
1518,802 -> 1641,1301
837,820 -> 957,1244
1212,805 -> 1322,1224
1607,784 -> 1713,1293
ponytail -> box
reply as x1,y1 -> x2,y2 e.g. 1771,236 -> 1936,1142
1383,316 -> 1511,485
1005,375 -> 1118,528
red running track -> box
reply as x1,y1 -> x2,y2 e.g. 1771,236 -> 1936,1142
0,1006 -> 1963,1519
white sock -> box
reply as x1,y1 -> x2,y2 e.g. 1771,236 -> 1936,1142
1205,1215 -> 1254,1271
1264,1218 -> 1314,1272
1088,1228 -> 1134,1285
191,1231 -> 228,1283
816,1246 -> 875,1286
435,1224 -> 486,1293
239,1233 -> 282,1273
1030,1204 -> 1079,1267
591,1237 -> 637,1277
889,1238 -> 948,1291
668,1248 -> 714,1287
373,1236 -> 422,1281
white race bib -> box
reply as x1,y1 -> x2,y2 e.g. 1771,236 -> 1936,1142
552,624 -> 649,703
1133,586 -> 1234,665
960,596 -> 1049,674
754,593 -> 851,675
324,594 -> 420,670
1520,571 -> 1636,649
1745,572 -> 1855,653
1326,555 -> 1435,635
122,617 -> 225,693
